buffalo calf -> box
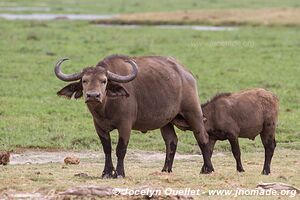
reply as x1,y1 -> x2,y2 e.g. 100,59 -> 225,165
201,88 -> 278,175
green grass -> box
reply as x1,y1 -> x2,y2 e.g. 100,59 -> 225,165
0,20 -> 299,153
0,0 -> 300,14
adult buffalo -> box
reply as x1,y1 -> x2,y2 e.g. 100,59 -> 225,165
54,55 -> 213,178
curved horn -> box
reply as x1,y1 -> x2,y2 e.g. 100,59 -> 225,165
107,60 -> 138,83
54,58 -> 82,82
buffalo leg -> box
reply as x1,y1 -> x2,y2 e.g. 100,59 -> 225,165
228,137 -> 245,172
260,125 -> 276,175
94,121 -> 115,178
184,113 -> 214,174
99,134 -> 115,178
161,123 -> 178,173
208,138 -> 216,159
115,127 -> 130,178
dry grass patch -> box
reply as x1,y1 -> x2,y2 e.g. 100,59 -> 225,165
0,149 -> 299,199
94,8 -> 300,26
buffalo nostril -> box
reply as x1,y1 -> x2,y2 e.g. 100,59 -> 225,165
87,92 -> 101,99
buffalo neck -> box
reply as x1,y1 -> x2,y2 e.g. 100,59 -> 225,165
86,98 -> 107,118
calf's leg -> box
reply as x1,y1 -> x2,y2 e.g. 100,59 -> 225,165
260,124 -> 276,175
161,123 -> 178,173
228,137 -> 245,172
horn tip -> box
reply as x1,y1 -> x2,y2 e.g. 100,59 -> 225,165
56,57 -> 69,64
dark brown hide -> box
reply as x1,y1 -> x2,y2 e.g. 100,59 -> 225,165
55,55 -> 212,177
0,151 -> 10,165
201,88 -> 279,174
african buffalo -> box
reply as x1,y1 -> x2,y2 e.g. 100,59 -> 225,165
201,88 -> 279,175
54,55 -> 213,178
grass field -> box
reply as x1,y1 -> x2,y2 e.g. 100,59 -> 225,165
0,0 -> 300,14
0,0 -> 299,198
0,19 -> 299,153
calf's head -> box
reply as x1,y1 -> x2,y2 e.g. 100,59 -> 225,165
54,58 -> 138,104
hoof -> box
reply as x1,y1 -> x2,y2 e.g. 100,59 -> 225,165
161,168 -> 172,173
262,169 -> 270,175
101,172 -> 114,179
113,171 -> 125,179
237,168 -> 245,173
116,175 -> 125,179
200,165 -> 214,174
113,174 -> 125,179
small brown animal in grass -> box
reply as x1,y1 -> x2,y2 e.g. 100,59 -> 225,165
64,156 -> 80,165
201,88 -> 279,175
0,151 -> 10,165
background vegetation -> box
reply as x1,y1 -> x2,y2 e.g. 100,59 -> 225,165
0,1 -> 299,198
0,0 -> 299,154
1,0 -> 300,14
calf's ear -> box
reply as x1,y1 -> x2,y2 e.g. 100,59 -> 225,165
106,82 -> 129,98
57,81 -> 83,99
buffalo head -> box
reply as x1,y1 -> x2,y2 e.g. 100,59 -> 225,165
54,58 -> 138,104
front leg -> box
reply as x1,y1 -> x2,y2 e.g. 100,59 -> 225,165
94,120 -> 114,179
115,125 -> 131,178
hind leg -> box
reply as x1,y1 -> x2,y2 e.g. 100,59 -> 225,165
208,138 -> 216,159
161,123 -> 178,173
228,137 -> 245,172
260,124 -> 276,175
184,112 -> 214,174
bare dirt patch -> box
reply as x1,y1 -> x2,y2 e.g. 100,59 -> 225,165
8,149 -> 225,165
9,150 -> 100,165
93,8 -> 300,26
96,24 -> 236,31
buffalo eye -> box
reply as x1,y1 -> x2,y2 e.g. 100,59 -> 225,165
101,80 -> 107,84
82,79 -> 87,84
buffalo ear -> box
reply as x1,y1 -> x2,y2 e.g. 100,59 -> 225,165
106,82 -> 129,98
57,81 -> 83,99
